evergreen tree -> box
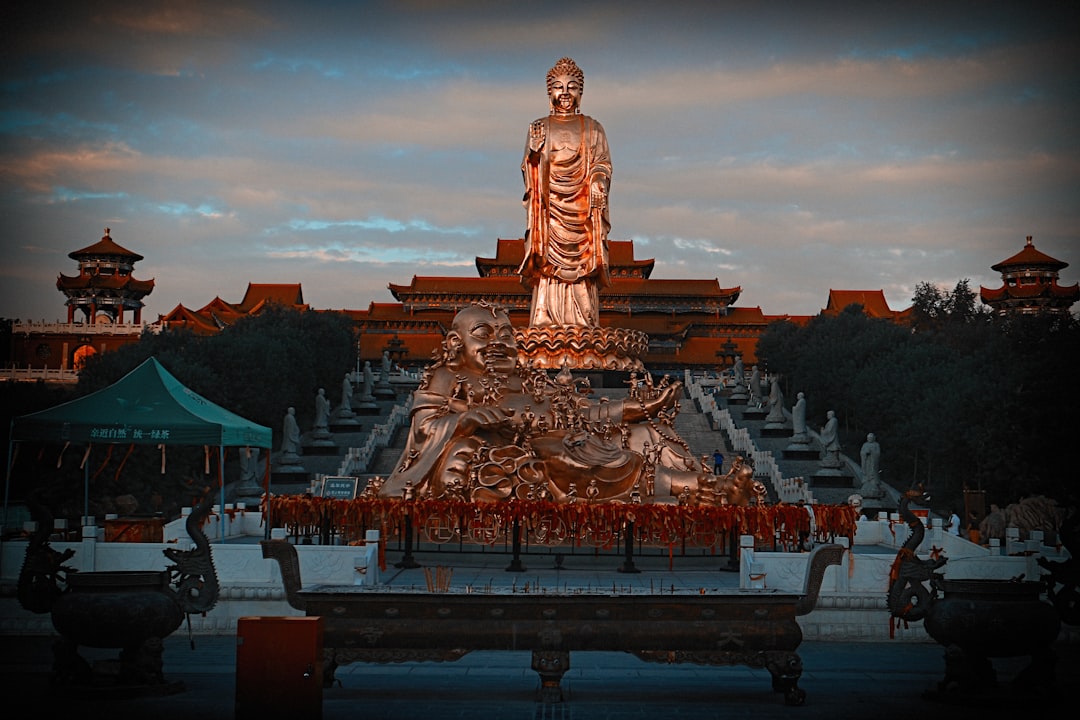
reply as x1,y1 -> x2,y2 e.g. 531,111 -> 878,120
756,293 -> 1077,511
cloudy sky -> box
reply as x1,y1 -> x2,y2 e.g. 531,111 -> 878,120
2,0 -> 1077,324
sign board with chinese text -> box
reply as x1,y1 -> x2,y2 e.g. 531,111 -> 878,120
320,477 -> 360,500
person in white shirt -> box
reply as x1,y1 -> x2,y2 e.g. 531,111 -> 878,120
946,509 -> 961,536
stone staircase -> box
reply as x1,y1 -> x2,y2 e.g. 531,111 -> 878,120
368,426 -> 407,477
673,396 -> 730,466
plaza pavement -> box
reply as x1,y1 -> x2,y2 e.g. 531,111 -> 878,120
2,548 -> 1076,719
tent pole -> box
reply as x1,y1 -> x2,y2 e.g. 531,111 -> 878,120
84,446 -> 90,523
3,419 -> 14,535
263,451 -> 271,540
219,446 -> 226,544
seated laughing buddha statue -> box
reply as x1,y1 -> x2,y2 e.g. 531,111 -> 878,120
378,303 -> 750,506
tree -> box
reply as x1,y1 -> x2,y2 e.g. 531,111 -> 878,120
203,305 -> 356,436
8,306 -> 357,521
754,294 -> 1078,512
910,279 -> 989,336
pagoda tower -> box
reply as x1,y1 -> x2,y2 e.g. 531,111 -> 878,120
979,236 -> 1078,317
56,228 -> 155,325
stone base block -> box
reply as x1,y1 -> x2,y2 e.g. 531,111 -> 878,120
782,450 -> 818,462
812,473 -> 853,488
302,444 -> 342,456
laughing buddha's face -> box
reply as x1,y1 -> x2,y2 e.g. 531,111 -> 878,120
448,305 -> 517,374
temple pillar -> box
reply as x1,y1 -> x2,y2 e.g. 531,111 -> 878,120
67,305 -> 75,323
134,307 -> 142,324
90,302 -> 97,325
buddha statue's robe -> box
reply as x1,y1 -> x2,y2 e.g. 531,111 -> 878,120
519,113 -> 612,328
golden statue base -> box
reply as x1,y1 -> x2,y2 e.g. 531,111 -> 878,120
516,324 -> 648,371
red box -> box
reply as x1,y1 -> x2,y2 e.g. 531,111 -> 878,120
236,616 -> 324,720
103,517 -> 164,543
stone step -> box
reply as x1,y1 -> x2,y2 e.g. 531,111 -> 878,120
368,426 -> 407,476
673,411 -> 729,459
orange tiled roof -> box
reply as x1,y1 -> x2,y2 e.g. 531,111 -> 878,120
151,283 -> 308,333
193,296 -> 247,327
56,273 -> 155,294
606,278 -> 739,300
195,296 -> 242,316
351,302 -> 455,320
389,275 -> 739,303
763,312 -> 814,326
68,229 -> 144,262
723,306 -> 769,324
822,289 -> 908,319
475,238 -> 526,268
980,282 -> 1080,302
158,304 -> 222,335
992,237 -> 1068,273
237,283 -> 305,312
349,302 -> 399,318
390,276 -> 528,298
608,240 -> 653,267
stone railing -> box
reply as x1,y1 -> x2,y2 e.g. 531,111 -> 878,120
335,398 -> 413,476
2,512 -> 1069,641
12,321 -> 158,335
0,367 -> 80,383
685,375 -> 814,505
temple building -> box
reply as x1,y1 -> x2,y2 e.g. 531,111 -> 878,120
3,230 -> 927,378
979,236 -> 1079,317
345,238 -> 777,370
6,229 -> 157,376
56,228 -> 155,325
157,283 -> 308,335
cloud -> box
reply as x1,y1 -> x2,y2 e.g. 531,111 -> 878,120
1,1 -> 1076,324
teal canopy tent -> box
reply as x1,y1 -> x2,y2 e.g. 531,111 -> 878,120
5,357 -> 272,541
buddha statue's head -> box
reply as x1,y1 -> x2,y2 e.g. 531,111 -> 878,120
546,57 -> 584,115
445,303 -> 518,374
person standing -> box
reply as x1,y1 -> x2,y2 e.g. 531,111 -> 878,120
967,510 -> 981,544
946,509 -> 962,536
712,449 -> 724,474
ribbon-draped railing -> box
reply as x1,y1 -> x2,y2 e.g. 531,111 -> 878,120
266,496 -> 858,549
